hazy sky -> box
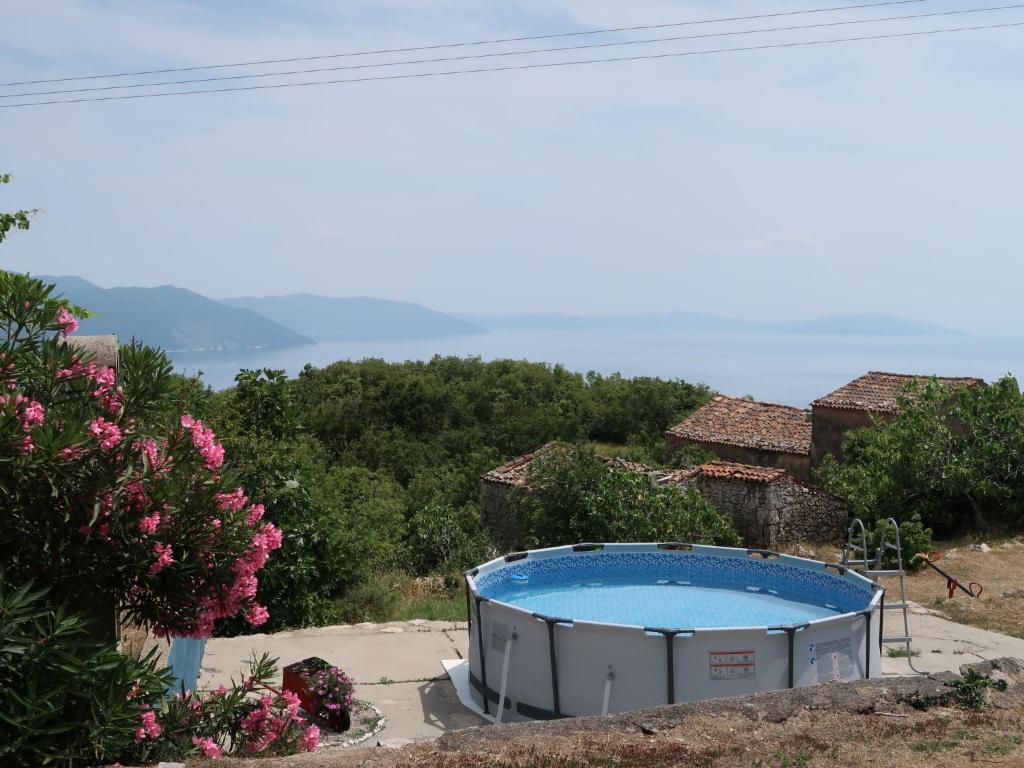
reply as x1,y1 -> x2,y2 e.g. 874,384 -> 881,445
2,0 -> 1022,331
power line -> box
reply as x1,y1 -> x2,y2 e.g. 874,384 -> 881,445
0,0 -> 927,88
3,20 -> 1021,110
6,3 -> 1019,100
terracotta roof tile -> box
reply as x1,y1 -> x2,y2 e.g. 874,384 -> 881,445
665,396 -> 811,455
695,460 -> 788,483
812,371 -> 985,414
481,445 -> 660,487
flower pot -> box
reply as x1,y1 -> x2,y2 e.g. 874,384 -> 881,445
283,657 -> 331,720
329,707 -> 351,732
283,657 -> 352,732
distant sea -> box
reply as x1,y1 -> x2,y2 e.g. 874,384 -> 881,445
169,329 -> 1023,408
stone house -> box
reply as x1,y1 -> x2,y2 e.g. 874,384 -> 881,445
664,395 -> 812,480
479,443 -> 659,551
662,461 -> 846,549
810,371 -> 985,466
479,443 -> 845,551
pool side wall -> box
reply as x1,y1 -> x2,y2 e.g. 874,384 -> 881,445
465,543 -> 882,722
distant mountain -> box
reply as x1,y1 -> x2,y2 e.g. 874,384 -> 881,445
42,276 -> 312,352
220,295 -> 485,342
462,311 -> 962,337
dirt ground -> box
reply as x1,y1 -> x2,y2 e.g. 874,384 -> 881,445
786,536 -> 1024,643
901,538 -> 1024,641
215,658 -> 1024,768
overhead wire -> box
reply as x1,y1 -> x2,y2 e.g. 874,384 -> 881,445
3,3 -> 1020,100
0,0 -> 930,88
2,19 -> 1022,109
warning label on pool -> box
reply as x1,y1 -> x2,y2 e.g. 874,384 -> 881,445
709,650 -> 756,680
809,637 -> 853,683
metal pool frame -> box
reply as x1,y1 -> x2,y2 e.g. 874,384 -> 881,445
463,542 -> 883,722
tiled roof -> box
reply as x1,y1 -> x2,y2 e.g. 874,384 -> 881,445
695,460 -> 789,483
812,371 -> 985,414
665,396 -> 812,455
481,444 -> 659,487
481,442 -> 559,487
657,461 -> 788,486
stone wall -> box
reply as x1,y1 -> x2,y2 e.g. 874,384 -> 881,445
679,475 -> 846,549
767,479 -> 847,547
810,406 -> 875,467
666,434 -> 811,481
480,480 -> 520,552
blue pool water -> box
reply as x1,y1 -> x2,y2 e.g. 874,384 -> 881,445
491,580 -> 838,628
475,552 -> 873,629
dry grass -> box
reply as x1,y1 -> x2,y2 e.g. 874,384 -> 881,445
902,537 -> 1024,640
782,537 -> 1024,641
236,697 -> 1024,767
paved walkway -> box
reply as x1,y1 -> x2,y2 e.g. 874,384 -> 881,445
198,620 -> 486,747
198,609 -> 1024,748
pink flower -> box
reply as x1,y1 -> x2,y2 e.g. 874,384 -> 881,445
134,708 -> 161,742
244,503 -> 265,527
59,445 -> 82,461
192,736 -> 222,759
20,399 -> 44,429
180,415 -> 225,469
89,416 -> 122,452
16,434 -> 34,454
55,307 -> 79,336
149,542 -> 174,575
300,724 -> 320,752
138,512 -> 161,535
214,488 -> 247,512
245,603 -> 269,627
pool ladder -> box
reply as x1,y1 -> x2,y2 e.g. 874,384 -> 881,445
842,518 -> 918,670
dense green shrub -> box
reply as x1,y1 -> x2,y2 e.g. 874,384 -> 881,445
0,271 -> 279,638
0,575 -> 171,767
512,445 -> 740,548
817,376 -> 1024,536
862,514 -> 933,571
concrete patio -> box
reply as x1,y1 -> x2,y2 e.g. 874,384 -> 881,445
197,607 -> 1024,749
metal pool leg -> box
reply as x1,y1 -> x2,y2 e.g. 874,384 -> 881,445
545,620 -> 561,716
646,628 -> 684,705
769,624 -> 807,689
474,595 -> 489,715
861,610 -> 873,679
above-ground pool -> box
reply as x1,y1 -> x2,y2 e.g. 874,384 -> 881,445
464,543 -> 882,722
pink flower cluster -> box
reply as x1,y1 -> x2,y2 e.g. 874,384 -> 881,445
55,307 -> 79,336
3,393 -> 46,454
149,542 -> 174,574
89,416 -> 122,452
312,666 -> 355,719
134,707 -> 162,743
238,691 -> 318,754
181,414 -> 225,469
191,736 -> 223,759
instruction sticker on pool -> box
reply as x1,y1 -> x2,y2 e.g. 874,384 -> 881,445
709,650 -> 756,680
809,637 -> 854,683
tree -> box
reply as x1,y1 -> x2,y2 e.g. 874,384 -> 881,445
0,173 -> 36,244
817,376 -> 1024,535
0,277 -> 280,637
513,445 -> 740,548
